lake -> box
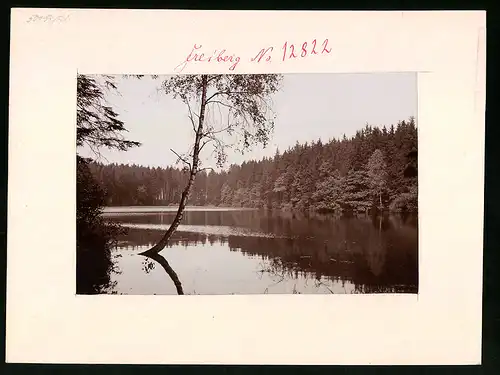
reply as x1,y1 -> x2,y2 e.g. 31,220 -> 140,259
101,207 -> 418,295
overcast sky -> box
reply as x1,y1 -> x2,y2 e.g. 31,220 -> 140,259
79,73 -> 417,169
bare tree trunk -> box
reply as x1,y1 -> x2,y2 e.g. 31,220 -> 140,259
139,75 -> 208,260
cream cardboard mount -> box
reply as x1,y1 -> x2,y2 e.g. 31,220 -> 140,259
7,9 -> 485,365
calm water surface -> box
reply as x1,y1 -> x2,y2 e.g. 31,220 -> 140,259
102,207 -> 418,295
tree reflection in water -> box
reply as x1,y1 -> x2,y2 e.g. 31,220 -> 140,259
113,210 -> 417,294
141,251 -> 184,295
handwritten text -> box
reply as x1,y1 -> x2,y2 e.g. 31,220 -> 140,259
281,39 -> 332,61
175,44 -> 241,73
26,14 -> 70,24
174,39 -> 331,72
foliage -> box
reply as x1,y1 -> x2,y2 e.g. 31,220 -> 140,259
312,168 -> 344,213
340,169 -> 373,212
159,74 -> 282,169
389,184 -> 418,213
77,74 -> 141,154
76,156 -> 124,294
87,118 -> 418,213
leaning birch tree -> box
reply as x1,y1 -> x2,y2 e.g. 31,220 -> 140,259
138,74 -> 282,292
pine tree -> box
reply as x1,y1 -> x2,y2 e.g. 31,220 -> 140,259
341,169 -> 372,213
367,149 -> 388,210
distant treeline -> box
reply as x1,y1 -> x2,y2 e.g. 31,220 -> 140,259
88,118 -> 418,214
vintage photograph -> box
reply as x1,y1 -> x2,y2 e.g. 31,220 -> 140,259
76,73 -> 418,295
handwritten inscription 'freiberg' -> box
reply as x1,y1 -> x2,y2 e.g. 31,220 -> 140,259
174,39 -> 332,72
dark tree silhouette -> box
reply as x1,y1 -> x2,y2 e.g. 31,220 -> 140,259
77,74 -> 141,155
76,74 -> 140,294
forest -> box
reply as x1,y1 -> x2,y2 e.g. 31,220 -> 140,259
88,117 -> 418,214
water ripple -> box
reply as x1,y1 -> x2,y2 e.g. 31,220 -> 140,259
120,223 -> 288,238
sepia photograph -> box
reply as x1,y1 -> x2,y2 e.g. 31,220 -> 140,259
76,73 -> 418,295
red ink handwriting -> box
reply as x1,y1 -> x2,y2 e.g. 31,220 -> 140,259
249,39 -> 331,66
281,39 -> 331,61
174,44 -> 241,72
174,39 -> 331,72
250,47 -> 274,63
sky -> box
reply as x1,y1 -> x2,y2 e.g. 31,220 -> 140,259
79,73 -> 417,169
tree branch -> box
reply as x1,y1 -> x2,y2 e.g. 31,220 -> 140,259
199,138 -> 213,153
205,90 -> 257,105
207,99 -> 235,110
185,100 -> 199,133
202,125 -> 233,138
170,148 -> 192,170
205,91 -> 223,104
206,75 -> 221,84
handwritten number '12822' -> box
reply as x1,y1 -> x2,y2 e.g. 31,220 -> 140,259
281,39 -> 332,61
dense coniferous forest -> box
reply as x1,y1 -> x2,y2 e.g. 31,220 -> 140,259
89,118 -> 418,214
